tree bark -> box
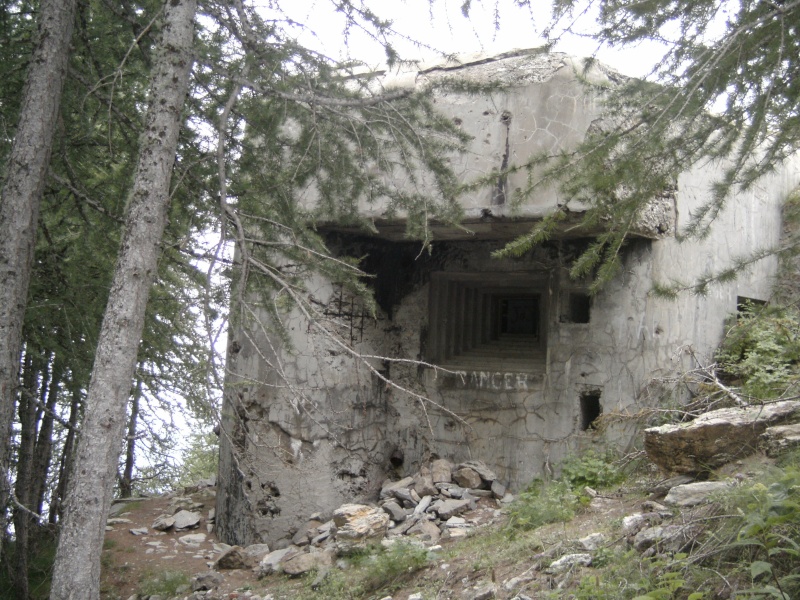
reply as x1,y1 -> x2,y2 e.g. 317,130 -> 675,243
32,356 -> 63,516
0,0 -> 77,560
49,385 -> 81,526
118,376 -> 142,499
49,1 -> 196,597
12,350 -> 45,599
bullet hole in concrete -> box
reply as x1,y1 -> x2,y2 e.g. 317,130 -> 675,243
257,498 -> 280,518
261,482 -> 280,497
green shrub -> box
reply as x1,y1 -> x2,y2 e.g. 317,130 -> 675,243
506,479 -> 579,532
138,570 -> 190,597
716,304 -> 800,399
303,541 -> 430,599
725,470 -> 800,599
561,450 -> 625,489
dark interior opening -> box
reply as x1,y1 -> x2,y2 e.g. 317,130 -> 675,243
427,272 -> 548,371
737,296 -> 767,314
498,295 -> 540,337
580,391 -> 602,431
566,292 -> 591,324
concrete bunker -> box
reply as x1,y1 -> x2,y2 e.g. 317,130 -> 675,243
216,49 -> 795,547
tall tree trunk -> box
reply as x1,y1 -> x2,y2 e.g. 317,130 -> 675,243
50,1 -> 196,597
32,357 -> 63,516
0,0 -> 76,559
12,350 -> 46,599
118,376 -> 142,499
49,385 -> 81,526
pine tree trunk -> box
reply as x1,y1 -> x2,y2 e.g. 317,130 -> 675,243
49,386 -> 81,525
12,351 -> 45,599
118,377 -> 141,499
31,357 -> 63,516
0,0 -> 76,560
49,1 -> 196,597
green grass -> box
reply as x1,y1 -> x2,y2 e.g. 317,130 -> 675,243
137,569 -> 190,598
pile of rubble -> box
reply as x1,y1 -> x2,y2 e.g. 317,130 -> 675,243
209,459 -> 511,580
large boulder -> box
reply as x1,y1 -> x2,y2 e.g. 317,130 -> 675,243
430,459 -> 453,483
644,401 -> 800,473
333,504 -> 390,552
173,509 -> 201,530
663,481 -> 732,507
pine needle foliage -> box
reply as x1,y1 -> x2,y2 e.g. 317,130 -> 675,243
496,0 -> 800,291
199,3 -> 473,333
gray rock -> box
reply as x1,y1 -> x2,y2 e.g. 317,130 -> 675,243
244,543 -> 271,562
413,468 -> 439,497
432,498 -> 471,519
431,459 -> 453,483
282,549 -> 334,576
393,488 -> 418,506
458,460 -> 497,482
414,495 -> 433,515
407,518 -> 441,544
664,481 -> 732,507
491,480 -> 507,499
333,504 -> 390,552
547,553 -> 592,573
106,518 -> 132,525
647,475 -> 695,497
191,571 -> 223,591
502,574 -> 534,591
108,503 -> 129,517
644,400 -> 800,473
382,500 -> 406,522
578,533 -> 606,551
152,514 -> 175,531
761,422 -> 800,457
179,533 -> 207,546
257,547 -> 296,577
453,467 -> 482,490
380,477 -> 414,499
214,545 -> 250,570
291,521 -> 317,546
173,509 -> 202,530
445,516 -> 468,528
622,512 -> 666,536
129,527 -> 148,536
409,594 -> 424,600
436,482 -> 465,498
633,525 -> 690,553
464,583 -> 496,600
310,521 -> 335,546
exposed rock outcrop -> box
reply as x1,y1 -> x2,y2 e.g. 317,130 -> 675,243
644,401 -> 800,473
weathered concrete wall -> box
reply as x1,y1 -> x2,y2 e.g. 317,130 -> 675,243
216,49 -> 798,547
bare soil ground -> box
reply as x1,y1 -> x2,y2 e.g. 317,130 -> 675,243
99,484 -> 645,600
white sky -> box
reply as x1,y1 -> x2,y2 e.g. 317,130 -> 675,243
270,0 -> 667,78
